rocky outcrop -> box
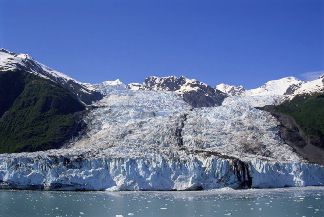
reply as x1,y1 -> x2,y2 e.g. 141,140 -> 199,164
261,107 -> 324,165
129,76 -> 227,108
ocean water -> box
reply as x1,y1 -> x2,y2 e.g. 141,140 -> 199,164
0,187 -> 323,217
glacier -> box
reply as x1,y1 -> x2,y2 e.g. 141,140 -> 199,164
0,86 -> 323,191
1,48 -> 324,191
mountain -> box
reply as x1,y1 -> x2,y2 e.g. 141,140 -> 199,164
127,76 -> 227,107
216,76 -> 324,98
289,76 -> 324,97
0,49 -> 102,104
0,49 -> 101,153
127,82 -> 143,90
218,76 -> 324,165
216,83 -> 246,96
87,79 -> 127,95
262,91 -> 324,165
0,49 -> 324,191
243,77 -> 302,96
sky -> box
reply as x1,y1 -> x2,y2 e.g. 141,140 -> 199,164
0,0 -> 323,88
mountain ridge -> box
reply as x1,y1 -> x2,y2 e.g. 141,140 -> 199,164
0,49 -> 102,105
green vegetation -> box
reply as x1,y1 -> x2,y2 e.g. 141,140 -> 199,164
0,71 -> 25,117
274,93 -> 324,148
0,70 -> 85,153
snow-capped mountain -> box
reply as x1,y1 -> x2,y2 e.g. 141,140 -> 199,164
87,79 -> 127,95
127,82 -> 143,90
215,77 -> 304,97
127,76 -> 227,107
244,77 -> 303,96
216,75 -> 324,99
216,83 -> 246,96
290,75 -> 324,97
0,49 -> 101,104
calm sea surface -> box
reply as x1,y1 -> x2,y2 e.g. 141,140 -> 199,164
0,187 -> 323,217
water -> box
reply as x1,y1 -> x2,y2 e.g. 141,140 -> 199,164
0,187 -> 323,217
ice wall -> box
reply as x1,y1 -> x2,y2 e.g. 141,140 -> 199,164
0,153 -> 323,191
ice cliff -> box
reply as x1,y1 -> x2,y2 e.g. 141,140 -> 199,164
1,152 -> 323,190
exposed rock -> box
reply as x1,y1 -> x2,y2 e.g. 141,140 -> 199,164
129,76 -> 227,108
262,106 -> 324,165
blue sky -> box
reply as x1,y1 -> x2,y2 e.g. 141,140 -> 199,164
0,0 -> 323,88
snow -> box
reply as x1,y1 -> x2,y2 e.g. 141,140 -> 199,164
0,48 -> 91,87
0,50 -> 25,71
0,49 -> 98,104
216,75 -> 323,100
291,77 -> 324,97
216,83 -> 245,96
89,79 -> 127,95
102,79 -> 124,86
245,77 -> 303,96
176,79 -> 201,93
129,75 -> 209,94
0,49 -> 75,82
128,83 -> 142,90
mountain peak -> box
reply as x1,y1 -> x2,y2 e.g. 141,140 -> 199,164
216,83 -> 246,96
0,48 -> 102,104
291,76 -> 324,97
102,79 -> 124,86
143,75 -> 200,91
245,76 -> 303,96
89,79 -> 127,95
0,48 -> 16,55
130,75 -> 226,107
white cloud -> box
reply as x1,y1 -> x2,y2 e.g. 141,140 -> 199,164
300,70 -> 324,81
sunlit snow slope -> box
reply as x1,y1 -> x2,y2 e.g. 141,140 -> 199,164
0,49 -> 101,104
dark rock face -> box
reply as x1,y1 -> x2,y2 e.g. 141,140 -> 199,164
182,90 -> 225,108
60,80 -> 102,105
232,159 -> 252,189
144,76 -> 187,91
174,113 -> 188,147
284,84 -> 302,95
140,76 -> 227,108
